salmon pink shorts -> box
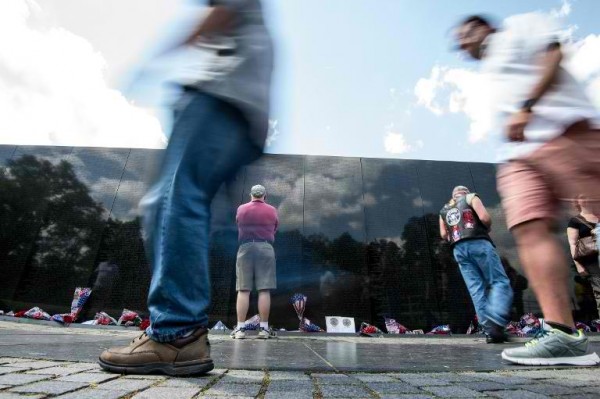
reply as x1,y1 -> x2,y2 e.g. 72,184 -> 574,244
497,121 -> 600,230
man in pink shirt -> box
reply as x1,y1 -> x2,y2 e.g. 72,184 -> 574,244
231,184 -> 278,339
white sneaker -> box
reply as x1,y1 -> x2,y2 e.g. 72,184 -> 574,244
257,327 -> 276,339
230,327 -> 246,339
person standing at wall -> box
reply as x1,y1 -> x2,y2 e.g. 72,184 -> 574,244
567,195 -> 600,319
454,13 -> 600,365
440,185 -> 513,344
99,0 -> 274,375
231,184 -> 278,339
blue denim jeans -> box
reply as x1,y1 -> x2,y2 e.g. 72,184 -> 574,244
453,239 -> 513,332
141,90 -> 260,342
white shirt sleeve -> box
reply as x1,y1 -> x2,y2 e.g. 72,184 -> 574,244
503,13 -> 562,58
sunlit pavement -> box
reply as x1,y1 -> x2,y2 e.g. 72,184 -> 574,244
1,319 -> 599,398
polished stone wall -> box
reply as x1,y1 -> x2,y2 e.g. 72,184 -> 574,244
0,146 -> 538,332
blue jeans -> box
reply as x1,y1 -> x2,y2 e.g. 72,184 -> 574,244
453,239 -> 513,332
141,90 -> 260,342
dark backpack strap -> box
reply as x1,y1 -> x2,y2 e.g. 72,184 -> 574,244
576,216 -> 596,231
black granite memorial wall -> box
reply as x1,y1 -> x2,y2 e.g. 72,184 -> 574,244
0,145 -> 534,332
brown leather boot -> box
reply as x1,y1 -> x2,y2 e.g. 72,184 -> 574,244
98,328 -> 214,376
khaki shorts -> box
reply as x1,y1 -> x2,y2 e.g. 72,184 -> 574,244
236,241 -> 276,291
497,120 -> 600,230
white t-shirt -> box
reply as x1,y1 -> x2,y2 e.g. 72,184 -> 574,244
481,12 -> 600,161
176,0 -> 274,148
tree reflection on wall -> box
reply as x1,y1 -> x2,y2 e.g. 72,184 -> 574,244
0,155 -> 104,307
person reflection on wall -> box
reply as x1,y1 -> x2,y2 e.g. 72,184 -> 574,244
439,186 -> 513,344
99,0 -> 274,376
85,260 -> 119,316
230,185 -> 278,340
500,256 -> 528,319
320,270 -> 336,298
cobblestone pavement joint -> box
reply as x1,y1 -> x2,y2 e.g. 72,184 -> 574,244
0,357 -> 599,398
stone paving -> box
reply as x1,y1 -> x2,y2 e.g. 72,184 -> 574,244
0,356 -> 599,399
1,321 -> 599,398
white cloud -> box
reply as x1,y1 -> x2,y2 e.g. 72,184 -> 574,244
0,0 -> 166,148
414,66 -> 445,116
414,66 -> 494,142
414,1 -> 600,142
384,131 -> 414,154
551,0 -> 572,18
265,119 -> 280,147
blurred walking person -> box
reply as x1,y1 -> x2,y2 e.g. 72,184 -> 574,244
454,13 -> 600,365
99,0 -> 274,375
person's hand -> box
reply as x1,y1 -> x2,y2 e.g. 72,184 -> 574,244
505,111 -> 532,142
576,264 -> 590,277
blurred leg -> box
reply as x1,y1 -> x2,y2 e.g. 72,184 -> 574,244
143,92 -> 260,342
512,219 -> 574,327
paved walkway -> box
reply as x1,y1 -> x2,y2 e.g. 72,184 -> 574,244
0,320 -> 599,398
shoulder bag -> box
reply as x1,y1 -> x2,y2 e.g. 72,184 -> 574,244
574,216 -> 599,262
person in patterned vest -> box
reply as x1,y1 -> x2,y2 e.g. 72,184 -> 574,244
439,185 -> 513,343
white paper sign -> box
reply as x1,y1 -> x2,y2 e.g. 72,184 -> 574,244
325,316 -> 356,333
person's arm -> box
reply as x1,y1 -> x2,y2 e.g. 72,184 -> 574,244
236,206 -> 242,225
470,196 -> 492,230
181,5 -> 236,47
567,226 -> 589,277
158,4 -> 237,57
506,44 -> 563,142
439,216 -> 449,241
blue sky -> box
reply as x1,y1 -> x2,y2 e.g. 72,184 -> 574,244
1,0 -> 599,162
263,0 -> 600,162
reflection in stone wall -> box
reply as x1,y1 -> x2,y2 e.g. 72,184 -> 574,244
0,145 -> 543,332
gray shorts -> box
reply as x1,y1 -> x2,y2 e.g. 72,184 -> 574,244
236,241 -> 276,291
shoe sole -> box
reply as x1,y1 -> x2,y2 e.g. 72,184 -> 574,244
501,351 -> 600,366
257,334 -> 274,339
98,358 -> 214,376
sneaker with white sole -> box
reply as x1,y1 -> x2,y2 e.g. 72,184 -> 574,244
257,327 -> 276,339
230,327 -> 246,339
501,328 -> 600,366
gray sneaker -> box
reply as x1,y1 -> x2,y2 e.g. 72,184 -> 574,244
230,327 -> 246,339
257,327 -> 277,339
501,329 -> 600,366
